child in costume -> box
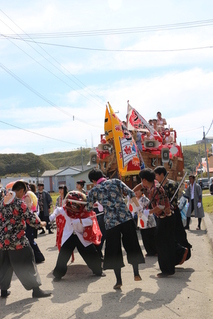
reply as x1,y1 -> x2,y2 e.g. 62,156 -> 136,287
23,191 -> 45,264
49,191 -> 104,281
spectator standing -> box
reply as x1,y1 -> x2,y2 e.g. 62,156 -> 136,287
184,175 -> 204,230
76,180 -> 87,194
36,182 -> 53,234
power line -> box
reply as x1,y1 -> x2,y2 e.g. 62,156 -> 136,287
0,62 -> 102,129
2,35 -> 213,53
206,119 -> 213,136
1,18 -> 213,38
0,9 -> 105,107
0,120 -> 81,146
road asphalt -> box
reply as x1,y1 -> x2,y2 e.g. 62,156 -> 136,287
1,214 -> 213,319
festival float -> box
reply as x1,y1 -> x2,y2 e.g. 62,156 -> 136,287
94,101 -> 184,189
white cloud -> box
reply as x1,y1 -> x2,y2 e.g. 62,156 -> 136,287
0,0 -> 213,155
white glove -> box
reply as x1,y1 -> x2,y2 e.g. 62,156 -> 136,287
197,202 -> 202,209
72,218 -> 80,225
143,209 -> 150,217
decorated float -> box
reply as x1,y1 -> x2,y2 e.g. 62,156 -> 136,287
94,101 -> 184,189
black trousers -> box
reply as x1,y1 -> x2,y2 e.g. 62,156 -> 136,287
174,207 -> 192,263
140,227 -> 157,256
155,214 -> 175,275
0,245 -> 41,291
103,219 -> 145,270
39,211 -> 51,230
94,210 -> 106,260
26,225 -> 45,263
53,234 -> 102,278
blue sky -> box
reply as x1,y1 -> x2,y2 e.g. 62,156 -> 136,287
0,0 -> 213,155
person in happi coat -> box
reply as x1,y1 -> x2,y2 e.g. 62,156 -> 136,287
50,191 -> 104,281
87,168 -> 145,290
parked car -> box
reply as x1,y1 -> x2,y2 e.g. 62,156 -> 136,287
198,178 -> 209,190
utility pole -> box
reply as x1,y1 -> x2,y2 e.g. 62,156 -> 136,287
81,147 -> 84,171
203,127 -> 210,180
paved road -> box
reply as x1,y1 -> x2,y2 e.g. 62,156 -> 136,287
1,216 -> 213,319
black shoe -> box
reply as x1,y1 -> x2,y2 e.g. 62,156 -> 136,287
32,287 -> 51,298
48,230 -> 54,234
113,283 -> 122,290
39,229 -> 45,235
53,277 -> 61,282
184,226 -> 189,230
1,290 -> 11,298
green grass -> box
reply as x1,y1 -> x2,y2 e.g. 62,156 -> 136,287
50,191 -> 213,214
203,195 -> 213,213
203,189 -> 210,195
50,192 -> 59,209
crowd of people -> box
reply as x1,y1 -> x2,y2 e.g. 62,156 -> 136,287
0,168 -> 203,299
130,111 -> 174,149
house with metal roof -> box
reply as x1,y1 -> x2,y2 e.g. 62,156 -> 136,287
41,165 -> 94,192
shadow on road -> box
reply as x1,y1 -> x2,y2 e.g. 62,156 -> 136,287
73,267 -> 194,318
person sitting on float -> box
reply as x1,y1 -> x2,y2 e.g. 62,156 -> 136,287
152,119 -> 158,131
148,119 -> 153,127
156,112 -> 167,132
143,131 -> 155,141
162,128 -> 173,145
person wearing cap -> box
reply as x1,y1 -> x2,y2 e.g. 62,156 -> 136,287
76,180 -> 86,194
183,175 -> 204,230
36,182 -> 53,234
0,181 -> 51,298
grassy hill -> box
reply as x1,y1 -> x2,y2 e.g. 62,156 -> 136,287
41,148 -> 91,169
0,153 -> 56,177
182,142 -> 212,175
0,144 -> 211,177
0,149 -> 91,177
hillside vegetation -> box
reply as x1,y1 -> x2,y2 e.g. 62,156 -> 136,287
41,148 -> 91,169
0,153 -> 56,177
182,142 -> 212,175
0,149 -> 91,177
0,144 -> 211,177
